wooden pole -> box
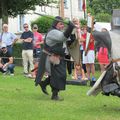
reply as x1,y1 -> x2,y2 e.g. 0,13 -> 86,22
59,0 -> 64,18
0,2 -> 2,32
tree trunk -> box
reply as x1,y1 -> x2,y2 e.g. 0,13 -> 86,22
0,1 -> 2,32
1,1 -> 8,24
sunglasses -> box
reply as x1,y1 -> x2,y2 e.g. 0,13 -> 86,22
2,47 -> 6,49
4,26 -> 8,28
24,26 -> 28,28
33,27 -> 38,29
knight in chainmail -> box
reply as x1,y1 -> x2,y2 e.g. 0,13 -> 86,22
87,16 -> 120,97
35,16 -> 75,101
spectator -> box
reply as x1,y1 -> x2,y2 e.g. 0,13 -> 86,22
73,63 -> 88,80
32,24 -> 44,59
20,23 -> 34,77
80,27 -> 87,74
0,24 -> 18,55
96,28 -> 110,73
31,24 -> 44,78
80,26 -> 96,86
70,18 -> 87,80
0,43 -> 15,75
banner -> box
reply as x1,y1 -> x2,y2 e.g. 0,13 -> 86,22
82,0 -> 86,11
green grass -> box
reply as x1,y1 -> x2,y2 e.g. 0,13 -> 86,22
0,67 -> 120,120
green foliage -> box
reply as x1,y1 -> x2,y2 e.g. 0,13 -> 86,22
13,43 -> 22,65
0,0 -> 57,23
95,13 -> 112,22
88,0 -> 120,15
31,16 -> 54,33
87,0 -> 120,22
80,19 -> 87,27
0,68 -> 120,120
0,0 -> 56,17
31,15 -> 69,33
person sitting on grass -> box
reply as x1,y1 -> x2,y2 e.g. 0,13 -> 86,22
0,43 -> 15,75
73,63 -> 88,80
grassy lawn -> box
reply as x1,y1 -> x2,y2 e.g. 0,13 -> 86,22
0,67 -> 120,120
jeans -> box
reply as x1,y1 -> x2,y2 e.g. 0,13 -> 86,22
33,48 -> 41,58
7,45 -> 13,55
0,64 -> 15,74
7,64 -> 15,73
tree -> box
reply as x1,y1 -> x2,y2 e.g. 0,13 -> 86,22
87,0 -> 120,22
0,0 -> 57,24
95,13 -> 111,22
31,15 -> 54,33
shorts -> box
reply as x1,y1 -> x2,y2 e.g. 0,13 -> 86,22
83,50 -> 95,64
33,48 -> 41,58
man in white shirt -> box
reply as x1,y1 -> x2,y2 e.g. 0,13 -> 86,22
0,24 -> 18,54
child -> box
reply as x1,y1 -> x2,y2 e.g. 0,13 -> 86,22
73,63 -> 88,80
80,26 -> 96,86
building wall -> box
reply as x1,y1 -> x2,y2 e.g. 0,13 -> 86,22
7,0 -> 84,34
64,0 -> 84,20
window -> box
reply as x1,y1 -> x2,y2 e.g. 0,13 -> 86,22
64,0 -> 68,9
18,15 -> 25,32
41,6 -> 46,13
113,17 -> 120,26
78,0 -> 83,11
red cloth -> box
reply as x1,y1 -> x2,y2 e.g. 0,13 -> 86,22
33,32 -> 43,48
82,33 -> 94,50
82,0 -> 86,11
98,47 -> 109,64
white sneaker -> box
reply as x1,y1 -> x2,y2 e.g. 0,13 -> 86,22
27,74 -> 32,78
10,74 -> 14,76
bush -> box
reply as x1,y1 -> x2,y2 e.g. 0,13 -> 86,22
95,13 -> 111,22
80,19 -> 87,27
13,43 -> 22,66
31,15 -> 55,33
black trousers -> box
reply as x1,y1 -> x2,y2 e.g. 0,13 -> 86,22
65,55 -> 73,75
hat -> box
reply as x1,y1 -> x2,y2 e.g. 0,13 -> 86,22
33,24 -> 38,29
1,43 -> 7,48
52,16 -> 63,28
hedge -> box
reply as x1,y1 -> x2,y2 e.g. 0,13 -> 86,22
13,43 -> 22,66
31,15 -> 55,33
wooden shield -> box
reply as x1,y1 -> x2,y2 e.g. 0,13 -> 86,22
85,15 -> 94,56
87,71 -> 107,96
